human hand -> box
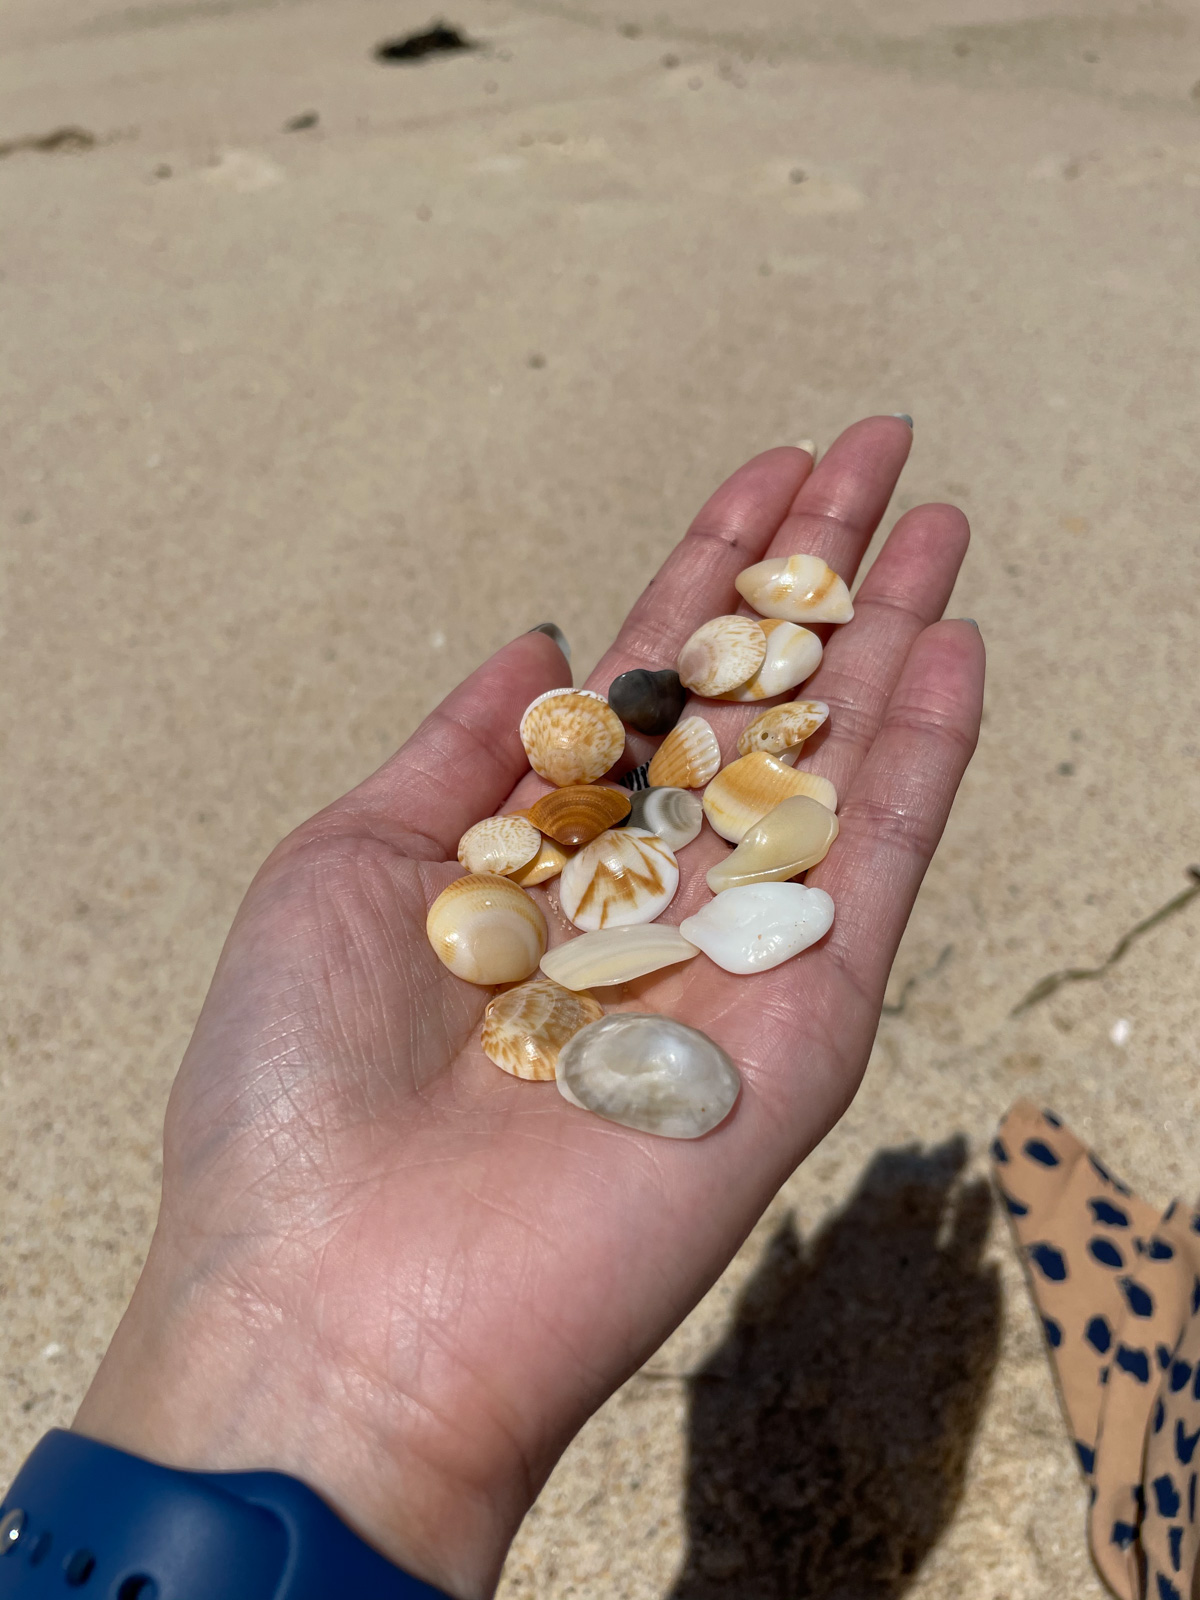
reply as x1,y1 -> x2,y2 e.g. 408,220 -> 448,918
74,418 -> 984,1598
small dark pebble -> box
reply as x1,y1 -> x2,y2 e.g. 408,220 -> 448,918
527,352 -> 546,369
609,668 -> 687,736
284,111 -> 319,131
1057,761 -> 1075,776
619,761 -> 652,792
662,53 -> 680,68
375,23 -> 474,63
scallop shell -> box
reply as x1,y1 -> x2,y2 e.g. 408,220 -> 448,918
737,700 -> 830,758
480,977 -> 603,1080
706,795 -> 839,892
426,873 -> 548,985
702,753 -> 839,843
541,925 -> 700,990
557,827 -> 680,931
735,554 -> 854,624
717,620 -> 823,702
646,716 -> 721,789
527,784 -> 630,848
508,836 -> 572,887
519,688 -> 626,787
625,786 -> 704,851
677,615 -> 767,698
457,814 -> 542,875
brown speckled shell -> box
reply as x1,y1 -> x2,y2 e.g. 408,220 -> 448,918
481,977 -> 603,1080
677,615 -> 767,698
519,689 -> 626,787
457,813 -> 542,875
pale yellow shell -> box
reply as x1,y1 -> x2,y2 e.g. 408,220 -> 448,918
717,620 -> 823,702
519,689 -> 625,787
541,925 -> 700,990
558,827 -> 680,931
508,836 -> 571,887
646,716 -> 721,789
526,784 -> 630,847
702,753 -> 839,843
706,795 -> 839,892
677,615 -> 767,698
457,814 -> 542,875
737,700 -> 830,758
735,554 -> 854,624
426,873 -> 548,985
481,978 -> 603,1080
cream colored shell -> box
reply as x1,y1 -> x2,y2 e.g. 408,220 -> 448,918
426,873 -> 548,985
541,925 -> 700,990
557,827 -> 680,931
481,978 -> 603,1080
677,615 -> 766,698
737,700 -> 830,758
519,688 -> 626,787
717,620 -> 823,702
735,554 -> 854,624
706,795 -> 839,892
509,836 -> 572,887
457,814 -> 542,875
646,716 -> 721,789
702,753 -> 839,843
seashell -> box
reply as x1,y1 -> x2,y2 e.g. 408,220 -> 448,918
426,873 -> 547,985
457,813 -> 541,876
735,554 -> 854,624
509,835 -> 572,887
556,1013 -> 741,1138
717,620 -> 823,702
519,688 -> 626,787
677,615 -> 767,698
702,752 -> 839,843
706,796 -> 839,893
737,700 -> 829,758
557,827 -> 679,931
619,761 -> 652,792
680,882 -> 835,974
481,977 -> 603,1080
608,668 -> 687,737
541,925 -> 700,990
625,786 -> 704,851
527,784 -> 630,848
646,716 -> 721,789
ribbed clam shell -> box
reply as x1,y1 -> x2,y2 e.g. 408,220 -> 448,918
519,688 -> 626,787
646,716 -> 721,789
509,836 -> 571,887
680,883 -> 835,974
625,786 -> 704,851
717,621 -> 823,702
706,795 -> 839,892
541,925 -> 700,990
426,873 -> 548,985
702,753 -> 839,843
737,700 -> 830,758
457,814 -> 542,875
677,615 -> 767,698
527,784 -> 630,848
556,1013 -> 741,1139
735,554 -> 854,624
557,827 -> 680,931
481,977 -> 603,1080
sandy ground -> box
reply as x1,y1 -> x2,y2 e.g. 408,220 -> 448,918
3,0 -> 1200,1593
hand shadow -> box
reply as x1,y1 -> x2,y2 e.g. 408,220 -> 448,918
668,1137 -> 1001,1600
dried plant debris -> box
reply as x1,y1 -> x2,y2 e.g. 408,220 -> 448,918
283,111 -> 319,132
881,944 -> 954,1018
1012,866 -> 1200,1016
374,22 -> 474,63
0,126 -> 96,159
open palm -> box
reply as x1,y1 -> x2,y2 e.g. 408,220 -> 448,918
76,418 -> 984,1599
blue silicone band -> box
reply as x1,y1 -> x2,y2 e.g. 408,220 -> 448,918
0,1430 -> 454,1598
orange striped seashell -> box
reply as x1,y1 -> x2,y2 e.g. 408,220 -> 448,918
481,977 -> 603,1080
677,615 -> 767,698
519,689 -> 625,787
646,716 -> 721,789
702,753 -> 838,843
426,873 -> 548,985
527,784 -> 631,848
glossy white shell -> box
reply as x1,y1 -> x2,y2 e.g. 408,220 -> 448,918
557,827 -> 680,931
680,883 -> 835,973
541,925 -> 700,989
735,554 -> 854,624
556,1013 -> 741,1138
625,786 -> 704,851
457,814 -> 542,875
717,621 -> 823,702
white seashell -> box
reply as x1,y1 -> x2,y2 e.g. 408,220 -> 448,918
735,554 -> 854,624
519,688 -> 626,787
457,814 -> 542,876
557,827 -> 679,931
646,716 -> 721,789
625,786 -> 704,851
680,883 -> 835,974
717,621 -> 823,702
508,835 -> 571,887
481,977 -> 603,1080
677,615 -> 767,698
541,925 -> 700,990
556,1013 -> 741,1138
703,752 -> 838,842
737,700 -> 829,758
706,796 -> 839,893
426,873 -> 548,985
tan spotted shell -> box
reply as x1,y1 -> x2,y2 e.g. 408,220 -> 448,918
717,620 -> 823,702
646,716 -> 721,789
677,615 -> 767,698
519,689 -> 625,787
426,873 -> 548,985
481,977 -> 603,1080
557,827 -> 680,931
527,784 -> 630,847
737,700 -> 830,758
457,814 -> 542,875
702,753 -> 839,843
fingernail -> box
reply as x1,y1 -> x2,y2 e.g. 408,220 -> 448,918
958,618 -> 979,628
890,413 -> 914,428
793,438 -> 817,458
528,621 -> 571,663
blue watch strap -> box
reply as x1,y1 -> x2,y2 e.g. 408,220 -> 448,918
0,1430 -> 454,1598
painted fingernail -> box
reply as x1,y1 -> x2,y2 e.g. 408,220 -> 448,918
958,618 -> 980,628
793,438 -> 817,458
528,621 -> 571,663
890,413 -> 914,428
